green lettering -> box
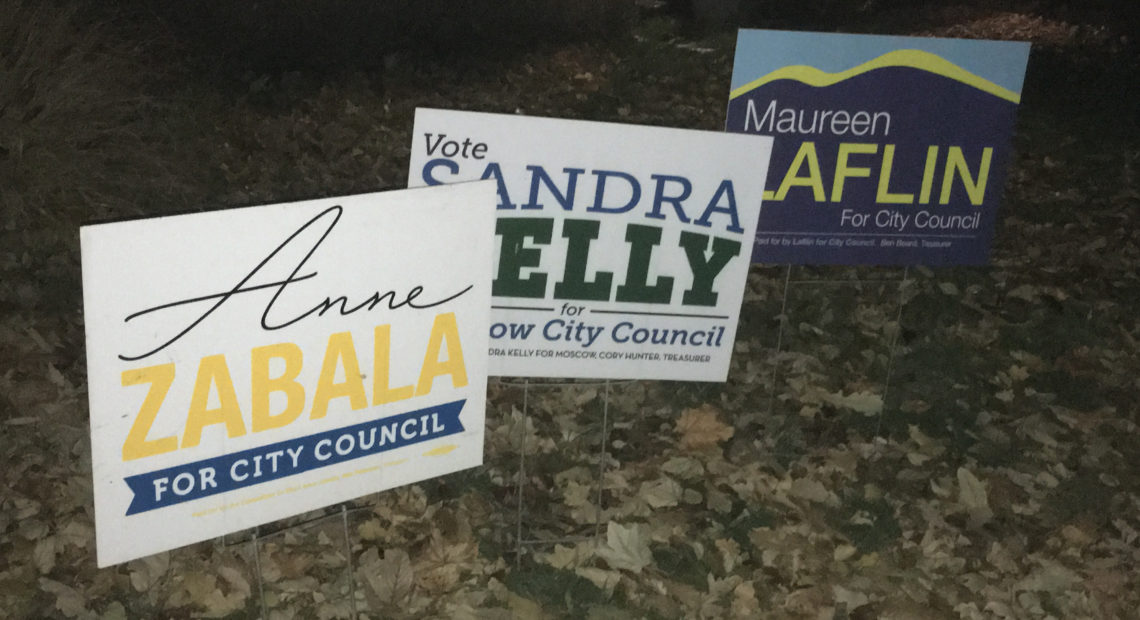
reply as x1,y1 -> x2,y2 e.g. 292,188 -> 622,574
492,218 -> 552,298
678,232 -> 741,306
553,219 -> 612,301
615,224 -> 673,304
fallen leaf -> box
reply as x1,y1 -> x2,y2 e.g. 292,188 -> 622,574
731,581 -> 759,619
832,584 -> 870,610
179,571 -> 217,604
218,565 -> 251,599
561,480 -> 593,508
715,538 -> 741,573
39,578 -> 88,618
361,547 -> 414,606
1007,284 -> 1039,301
129,553 -> 170,592
357,518 -> 386,541
33,537 -> 57,574
957,467 -> 993,527
986,542 -> 1020,574
790,477 -> 833,503
100,601 -> 128,620
539,543 -> 592,570
638,477 -> 683,509
596,522 -> 652,573
834,544 -> 857,561
507,592 -> 549,619
1085,568 -> 1129,595
676,405 -> 734,450
1016,560 -> 1080,592
823,390 -> 883,415
660,456 -> 705,479
200,586 -> 246,617
575,566 -> 621,592
707,488 -> 734,514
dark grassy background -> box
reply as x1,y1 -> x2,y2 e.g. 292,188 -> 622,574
2,0 -> 1139,617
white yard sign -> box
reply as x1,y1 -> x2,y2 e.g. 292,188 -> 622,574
81,182 -> 496,566
408,109 -> 773,381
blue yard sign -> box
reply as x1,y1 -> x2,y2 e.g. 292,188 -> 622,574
727,29 -> 1030,265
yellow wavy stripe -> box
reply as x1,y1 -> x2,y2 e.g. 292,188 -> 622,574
730,49 -> 1020,103
423,444 -> 458,457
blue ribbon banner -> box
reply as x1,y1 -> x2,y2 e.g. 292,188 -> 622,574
123,399 -> 466,515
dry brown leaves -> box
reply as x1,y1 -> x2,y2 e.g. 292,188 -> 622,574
675,404 -> 735,450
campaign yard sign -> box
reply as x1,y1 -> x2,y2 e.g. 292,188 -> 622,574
407,108 -> 773,381
727,30 -> 1030,265
81,182 -> 496,566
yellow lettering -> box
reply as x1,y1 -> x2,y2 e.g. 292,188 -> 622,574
773,142 -> 826,202
919,145 -> 939,204
831,143 -> 877,202
121,364 -> 177,461
373,324 -> 414,405
311,331 -> 368,419
183,355 -> 247,448
940,146 -> 992,205
251,343 -> 305,432
875,144 -> 914,204
416,313 -> 468,395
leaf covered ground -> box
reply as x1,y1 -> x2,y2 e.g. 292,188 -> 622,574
1,2 -> 1139,618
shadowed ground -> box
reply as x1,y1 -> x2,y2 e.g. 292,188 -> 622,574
1,1 -> 1138,617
